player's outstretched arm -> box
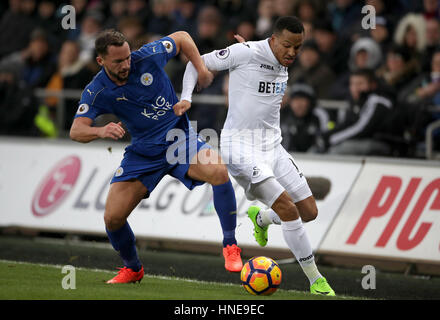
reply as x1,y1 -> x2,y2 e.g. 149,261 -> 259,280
168,31 -> 213,89
70,117 -> 125,143
177,35 -> 252,116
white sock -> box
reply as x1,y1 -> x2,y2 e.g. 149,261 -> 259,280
256,209 -> 281,227
281,218 -> 322,285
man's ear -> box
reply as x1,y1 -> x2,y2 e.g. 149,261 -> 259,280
96,55 -> 104,67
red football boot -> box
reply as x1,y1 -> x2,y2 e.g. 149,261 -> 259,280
106,266 -> 144,284
223,244 -> 243,272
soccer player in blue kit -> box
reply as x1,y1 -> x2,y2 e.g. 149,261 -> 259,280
69,30 -> 243,283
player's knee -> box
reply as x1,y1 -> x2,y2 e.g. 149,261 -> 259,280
209,165 -> 230,186
273,198 -> 299,221
104,212 -> 126,231
302,207 -> 318,222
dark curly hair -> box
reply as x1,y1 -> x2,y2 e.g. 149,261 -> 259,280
95,29 -> 128,57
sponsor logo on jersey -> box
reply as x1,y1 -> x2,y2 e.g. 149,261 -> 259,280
116,94 -> 128,102
76,103 -> 89,115
141,95 -> 173,121
257,81 -> 287,94
162,40 -> 173,53
140,72 -> 153,86
215,48 -> 230,60
260,63 -> 274,71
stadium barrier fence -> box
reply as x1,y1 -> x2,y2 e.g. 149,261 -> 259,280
1,137 -> 439,275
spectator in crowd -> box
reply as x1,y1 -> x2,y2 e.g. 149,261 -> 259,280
44,40 -> 97,130
0,0 -> 38,58
327,0 -> 363,39
180,5 -> 228,133
36,0 -> 64,49
117,16 -> 145,50
126,0 -> 150,26
315,69 -> 398,156
0,68 -> 38,136
293,0 -> 320,24
104,0 -> 127,30
255,0 -> 274,39
281,83 -> 330,153
421,18 -> 440,72
194,5 -> 228,54
394,13 -> 427,62
377,44 -> 419,97
170,0 -> 198,36
70,0 -> 88,26
77,10 -> 103,64
0,28 -> 56,89
289,39 -> 336,99
422,0 -> 440,20
0,0 -> 436,157
302,20 -> 314,40
147,0 -> 175,36
370,16 -> 394,57
400,48 -> 440,107
273,0 -> 295,18
312,19 -> 351,76
330,37 -> 383,99
233,17 -> 259,43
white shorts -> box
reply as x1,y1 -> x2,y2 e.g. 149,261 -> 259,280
221,142 -> 312,207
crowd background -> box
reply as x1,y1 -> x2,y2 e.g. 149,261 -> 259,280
0,0 -> 439,158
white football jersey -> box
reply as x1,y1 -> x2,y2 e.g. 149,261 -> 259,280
202,39 -> 288,150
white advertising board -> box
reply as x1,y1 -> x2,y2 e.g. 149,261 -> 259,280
320,160 -> 440,263
0,138 -> 361,251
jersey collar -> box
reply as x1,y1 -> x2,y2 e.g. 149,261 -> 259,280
98,67 -> 118,90
264,38 -> 281,67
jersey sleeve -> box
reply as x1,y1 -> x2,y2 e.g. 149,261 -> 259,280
134,36 -> 177,68
203,42 -> 253,71
179,42 -> 253,102
74,85 -> 109,120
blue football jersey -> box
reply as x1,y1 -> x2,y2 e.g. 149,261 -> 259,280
75,36 -> 190,157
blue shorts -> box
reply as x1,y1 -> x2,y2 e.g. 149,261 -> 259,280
111,132 -> 210,198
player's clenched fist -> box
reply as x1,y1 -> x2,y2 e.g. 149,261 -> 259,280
173,100 -> 191,116
197,67 -> 214,89
98,121 -> 125,140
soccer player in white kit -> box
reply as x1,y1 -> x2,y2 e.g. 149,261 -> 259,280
175,16 -> 335,296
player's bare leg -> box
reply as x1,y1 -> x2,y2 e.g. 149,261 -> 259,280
104,180 -> 147,231
187,148 -> 243,272
295,196 -> 318,223
104,180 -> 147,283
268,191 -> 334,295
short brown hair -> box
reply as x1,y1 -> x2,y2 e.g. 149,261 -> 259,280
95,29 -> 127,57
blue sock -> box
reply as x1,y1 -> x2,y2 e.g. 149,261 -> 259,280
212,179 -> 237,247
106,222 -> 142,272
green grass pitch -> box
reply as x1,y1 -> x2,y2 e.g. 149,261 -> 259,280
0,260 -> 352,300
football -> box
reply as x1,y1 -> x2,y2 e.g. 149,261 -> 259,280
240,256 -> 282,295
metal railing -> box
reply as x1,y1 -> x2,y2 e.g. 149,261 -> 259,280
33,88 -> 439,159
426,119 -> 440,160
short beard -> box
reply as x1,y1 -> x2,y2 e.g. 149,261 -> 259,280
108,69 -> 129,82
